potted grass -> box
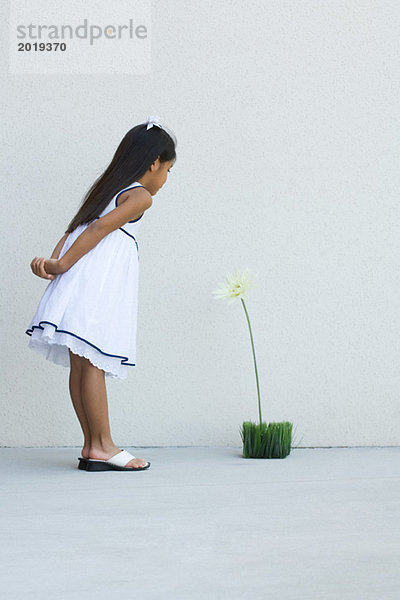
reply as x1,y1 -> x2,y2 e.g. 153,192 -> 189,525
212,268 -> 293,459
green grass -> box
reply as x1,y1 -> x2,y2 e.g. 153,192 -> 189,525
240,420 -> 293,458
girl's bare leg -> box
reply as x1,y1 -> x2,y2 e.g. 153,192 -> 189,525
79,356 -> 147,468
68,349 -> 92,457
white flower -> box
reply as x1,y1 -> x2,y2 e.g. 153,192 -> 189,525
212,268 -> 256,304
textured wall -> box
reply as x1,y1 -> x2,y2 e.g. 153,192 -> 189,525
2,1 -> 400,447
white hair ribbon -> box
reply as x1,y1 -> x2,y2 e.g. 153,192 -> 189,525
146,115 -> 163,130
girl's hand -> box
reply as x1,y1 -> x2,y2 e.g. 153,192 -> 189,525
30,257 -> 65,280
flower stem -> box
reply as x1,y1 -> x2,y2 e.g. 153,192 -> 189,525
240,298 -> 262,425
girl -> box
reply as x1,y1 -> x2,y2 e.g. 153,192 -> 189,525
25,115 -> 177,472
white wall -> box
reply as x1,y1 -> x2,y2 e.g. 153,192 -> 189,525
2,1 -> 400,447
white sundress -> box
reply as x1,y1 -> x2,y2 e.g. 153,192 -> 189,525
25,181 -> 146,380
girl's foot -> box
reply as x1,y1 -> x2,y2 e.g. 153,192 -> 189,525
85,445 -> 148,469
81,446 -> 91,460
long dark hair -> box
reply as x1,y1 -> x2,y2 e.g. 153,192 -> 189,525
65,121 -> 177,234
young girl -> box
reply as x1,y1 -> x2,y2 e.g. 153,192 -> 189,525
25,115 -> 177,472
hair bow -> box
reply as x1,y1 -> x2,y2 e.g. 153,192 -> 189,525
146,115 -> 163,130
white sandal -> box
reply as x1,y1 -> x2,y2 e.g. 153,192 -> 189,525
85,449 -> 150,471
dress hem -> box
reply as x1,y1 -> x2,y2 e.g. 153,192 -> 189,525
25,320 -> 136,380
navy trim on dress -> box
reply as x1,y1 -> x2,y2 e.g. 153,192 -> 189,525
94,216 -> 139,257
115,185 -> 146,222
25,320 -> 136,366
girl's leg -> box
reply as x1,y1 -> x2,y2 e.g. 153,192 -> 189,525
80,356 -> 147,468
68,349 -> 92,457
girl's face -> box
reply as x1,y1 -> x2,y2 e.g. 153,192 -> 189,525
144,157 -> 175,195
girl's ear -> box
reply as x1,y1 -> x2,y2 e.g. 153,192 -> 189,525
149,156 -> 161,172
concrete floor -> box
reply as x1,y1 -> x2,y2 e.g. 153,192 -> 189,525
0,446 -> 399,599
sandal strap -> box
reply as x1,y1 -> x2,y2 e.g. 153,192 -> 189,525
106,449 -> 135,467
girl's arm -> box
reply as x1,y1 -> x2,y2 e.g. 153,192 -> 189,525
31,224 -> 104,278
30,233 -> 69,280
50,232 -> 69,259
59,188 -> 152,272
57,221 -> 105,272
40,188 -> 152,275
